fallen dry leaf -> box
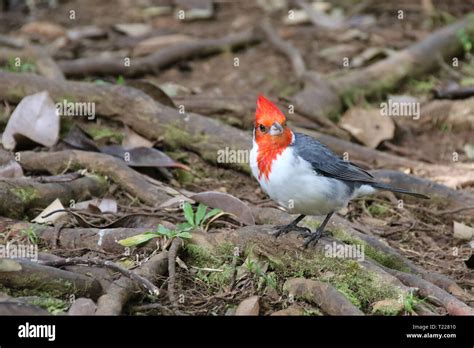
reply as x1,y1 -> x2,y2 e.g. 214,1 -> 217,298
100,145 -> 189,169
453,221 -> 474,241
190,191 -> 255,225
339,107 -> 395,148
123,126 -> 154,149
2,91 -> 60,150
32,198 -> 66,224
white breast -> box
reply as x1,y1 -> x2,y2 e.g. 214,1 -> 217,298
250,140 -> 354,216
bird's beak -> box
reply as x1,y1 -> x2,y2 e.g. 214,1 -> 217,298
269,121 -> 284,136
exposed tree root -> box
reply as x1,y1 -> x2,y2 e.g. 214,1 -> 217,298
383,267 -> 474,316
0,174 -> 107,218
284,278 -> 364,315
293,14 -> 474,120
19,150 -> 175,206
57,30 -> 261,77
42,257 -> 160,296
0,258 -> 102,299
96,251 -> 168,315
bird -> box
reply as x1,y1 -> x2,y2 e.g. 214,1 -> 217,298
249,95 -> 429,247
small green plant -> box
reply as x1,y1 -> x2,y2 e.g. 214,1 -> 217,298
118,202 -> 224,247
2,58 -> 36,73
457,28 -> 472,54
182,202 -> 224,231
244,257 -> 277,289
117,223 -> 192,247
21,226 -> 38,245
403,291 -> 426,315
116,75 -> 125,85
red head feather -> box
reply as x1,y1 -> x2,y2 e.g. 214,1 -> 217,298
254,95 -> 293,181
255,95 -> 287,127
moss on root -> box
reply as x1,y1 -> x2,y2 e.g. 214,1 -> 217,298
185,238 -> 403,312
331,228 -> 410,272
271,251 -> 399,311
184,243 -> 236,289
10,187 -> 37,204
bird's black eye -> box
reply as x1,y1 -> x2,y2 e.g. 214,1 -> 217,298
258,124 -> 267,132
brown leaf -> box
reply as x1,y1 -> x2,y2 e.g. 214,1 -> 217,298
127,80 -> 176,108
123,126 -> 154,149
339,107 -> 395,148
190,191 -> 255,225
63,125 -> 100,152
2,91 -> 59,150
100,145 -> 189,169
453,221 -> 474,241
32,198 -> 66,224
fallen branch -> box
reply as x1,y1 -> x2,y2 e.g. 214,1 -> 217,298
42,257 -> 160,296
58,29 -> 261,77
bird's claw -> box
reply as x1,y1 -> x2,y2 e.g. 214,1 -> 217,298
302,228 -> 331,248
272,224 -> 311,238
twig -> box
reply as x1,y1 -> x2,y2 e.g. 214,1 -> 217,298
229,247 -> 239,291
167,238 -> 183,314
259,19 -> 306,79
42,257 -> 160,296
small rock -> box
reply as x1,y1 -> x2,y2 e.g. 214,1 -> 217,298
235,296 -> 259,315
68,298 -> 97,315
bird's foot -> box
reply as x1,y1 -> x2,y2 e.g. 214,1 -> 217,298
272,224 -> 311,238
302,228 -> 331,248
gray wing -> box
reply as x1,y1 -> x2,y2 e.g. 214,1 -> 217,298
293,132 -> 377,183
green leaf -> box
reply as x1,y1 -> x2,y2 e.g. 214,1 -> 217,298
195,204 -> 207,226
156,224 -> 172,237
183,202 -> 195,226
116,75 -> 125,85
118,232 -> 158,247
176,222 -> 193,231
203,208 -> 222,223
177,231 -> 192,239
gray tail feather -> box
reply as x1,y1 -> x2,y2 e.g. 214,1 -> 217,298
371,183 -> 430,199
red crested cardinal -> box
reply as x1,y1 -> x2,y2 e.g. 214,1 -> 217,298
249,95 -> 429,247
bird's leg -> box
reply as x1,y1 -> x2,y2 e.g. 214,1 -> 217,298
303,212 -> 334,248
273,215 -> 310,238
